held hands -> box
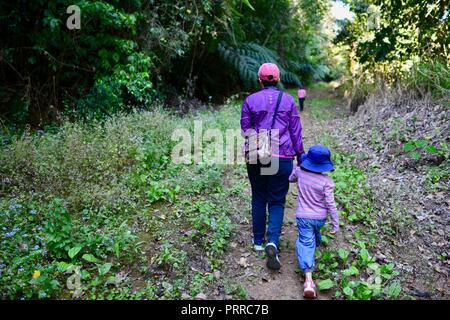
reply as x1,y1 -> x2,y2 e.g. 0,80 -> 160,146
296,155 -> 303,167
329,228 -> 338,235
327,224 -> 339,235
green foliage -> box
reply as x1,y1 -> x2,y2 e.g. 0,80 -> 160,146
154,242 -> 187,271
224,280 -> 249,299
187,199 -> 233,267
406,60 -> 450,98
330,152 -> 374,225
218,0 -> 334,89
218,42 -> 304,89
1,0 -> 337,128
75,52 -> 156,121
317,279 -> 334,290
403,139 -> 437,160
0,0 -> 156,126
317,244 -> 400,300
425,163 -> 450,192
335,0 -> 449,97
45,199 -> 74,259
1,100 -> 250,299
0,202 -> 61,299
189,272 -> 215,297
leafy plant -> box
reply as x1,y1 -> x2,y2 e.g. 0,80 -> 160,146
44,199 -> 75,259
317,279 -> 334,291
403,139 -> 437,160
154,242 -> 187,271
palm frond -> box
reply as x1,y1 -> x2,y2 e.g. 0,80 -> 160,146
218,42 -> 304,89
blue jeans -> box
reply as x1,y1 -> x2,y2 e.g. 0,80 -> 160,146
246,157 -> 293,248
296,217 -> 326,272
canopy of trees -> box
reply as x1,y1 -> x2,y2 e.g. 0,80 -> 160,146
335,0 -> 449,90
1,0 -> 448,128
0,0 -> 334,128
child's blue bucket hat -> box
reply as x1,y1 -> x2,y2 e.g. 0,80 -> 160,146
300,145 -> 334,173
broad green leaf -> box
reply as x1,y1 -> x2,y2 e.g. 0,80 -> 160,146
56,261 -> 73,273
381,273 -> 393,280
415,140 -> 428,148
98,262 -> 112,276
387,282 -> 401,298
409,152 -> 421,160
343,286 -> 354,297
68,246 -> 83,259
403,142 -> 415,152
425,145 -> 437,154
373,287 -> 382,297
368,262 -> 380,271
322,251 -> 333,261
381,263 -> 394,274
317,279 -> 334,290
338,248 -> 349,261
82,253 -> 99,263
343,265 -> 359,276
359,248 -> 370,262
80,269 -> 91,279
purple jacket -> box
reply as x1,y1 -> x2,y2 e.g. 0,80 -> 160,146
240,86 -> 304,159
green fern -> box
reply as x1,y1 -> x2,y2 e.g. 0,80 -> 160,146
218,42 -> 305,89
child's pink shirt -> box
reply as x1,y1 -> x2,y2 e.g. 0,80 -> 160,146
289,166 -> 339,231
297,89 -> 306,98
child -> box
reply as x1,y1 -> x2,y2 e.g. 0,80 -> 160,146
289,145 -> 339,299
297,86 -> 306,112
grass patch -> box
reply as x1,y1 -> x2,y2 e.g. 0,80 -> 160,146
0,102 -> 247,299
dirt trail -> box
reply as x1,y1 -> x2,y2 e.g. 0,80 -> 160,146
224,89 -> 342,300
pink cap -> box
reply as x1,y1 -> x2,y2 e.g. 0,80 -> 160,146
258,63 -> 280,82
298,89 -> 306,98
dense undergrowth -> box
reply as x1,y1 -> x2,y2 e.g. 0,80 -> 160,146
308,82 -> 449,300
0,102 -> 248,299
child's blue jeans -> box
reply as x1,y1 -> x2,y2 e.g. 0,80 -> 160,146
296,217 -> 326,272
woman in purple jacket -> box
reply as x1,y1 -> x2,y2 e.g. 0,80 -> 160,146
240,63 -> 305,270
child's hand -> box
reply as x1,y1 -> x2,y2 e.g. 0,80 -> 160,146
329,229 -> 337,235
329,226 -> 339,235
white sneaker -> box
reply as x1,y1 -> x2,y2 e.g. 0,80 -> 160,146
253,244 -> 265,251
252,239 -> 265,251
